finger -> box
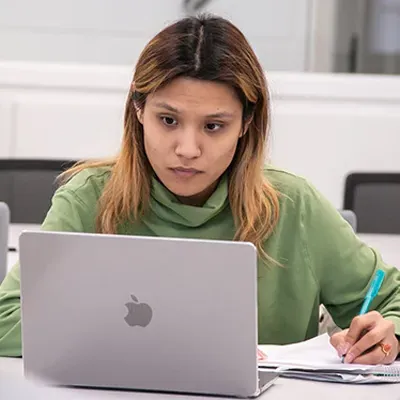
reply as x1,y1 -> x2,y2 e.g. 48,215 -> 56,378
352,343 -> 389,365
345,311 -> 382,347
344,324 -> 387,363
329,330 -> 349,356
257,349 -> 267,361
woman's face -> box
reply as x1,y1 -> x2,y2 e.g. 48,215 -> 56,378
138,77 -> 244,206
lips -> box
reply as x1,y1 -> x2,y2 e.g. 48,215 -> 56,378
171,167 -> 202,178
174,167 -> 200,173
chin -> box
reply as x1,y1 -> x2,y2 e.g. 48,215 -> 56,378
165,182 -> 204,198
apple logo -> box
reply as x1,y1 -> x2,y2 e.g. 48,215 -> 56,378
124,294 -> 153,327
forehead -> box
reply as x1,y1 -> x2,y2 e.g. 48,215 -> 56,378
146,77 -> 242,113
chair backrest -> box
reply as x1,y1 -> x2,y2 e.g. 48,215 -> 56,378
0,159 -> 76,224
0,202 -> 10,283
344,172 -> 400,234
339,209 -> 357,232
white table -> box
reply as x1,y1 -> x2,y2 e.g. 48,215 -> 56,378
1,358 -> 399,400
7,251 -> 19,272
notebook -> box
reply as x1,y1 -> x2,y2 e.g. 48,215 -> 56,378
258,334 -> 400,384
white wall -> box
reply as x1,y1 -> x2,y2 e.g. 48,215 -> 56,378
268,73 -> 400,206
0,63 -> 127,160
308,0 -> 338,72
0,0 -> 313,71
1,61 -> 400,209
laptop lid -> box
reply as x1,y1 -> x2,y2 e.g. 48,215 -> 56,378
20,231 -> 262,397
0,202 -> 10,283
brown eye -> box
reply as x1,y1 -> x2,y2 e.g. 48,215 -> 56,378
205,123 -> 223,132
161,116 -> 177,126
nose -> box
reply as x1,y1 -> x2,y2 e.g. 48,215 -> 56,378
175,131 -> 201,159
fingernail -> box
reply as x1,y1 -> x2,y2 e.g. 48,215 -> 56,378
337,343 -> 351,356
343,342 -> 351,354
337,345 -> 346,356
345,352 -> 355,364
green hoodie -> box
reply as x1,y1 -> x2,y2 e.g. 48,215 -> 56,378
1,167 -> 400,357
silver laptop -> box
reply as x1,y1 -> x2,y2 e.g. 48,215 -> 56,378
0,202 -> 10,283
19,231 -> 278,398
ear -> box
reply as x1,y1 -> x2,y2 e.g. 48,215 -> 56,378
136,107 -> 144,124
131,81 -> 144,124
240,116 -> 253,138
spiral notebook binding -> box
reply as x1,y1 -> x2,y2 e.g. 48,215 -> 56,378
372,365 -> 400,382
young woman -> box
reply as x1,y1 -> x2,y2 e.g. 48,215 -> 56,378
0,15 -> 399,363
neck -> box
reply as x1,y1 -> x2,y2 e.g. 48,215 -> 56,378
175,179 -> 220,207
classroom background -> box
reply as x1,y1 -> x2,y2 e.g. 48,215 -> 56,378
0,0 -> 399,259
1,1 -> 400,398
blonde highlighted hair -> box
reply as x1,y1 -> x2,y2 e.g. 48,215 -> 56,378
62,15 -> 280,262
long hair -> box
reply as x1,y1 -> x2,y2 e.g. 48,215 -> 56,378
62,14 -> 280,262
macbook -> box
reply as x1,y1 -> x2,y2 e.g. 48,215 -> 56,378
19,231 -> 278,397
0,202 -> 10,283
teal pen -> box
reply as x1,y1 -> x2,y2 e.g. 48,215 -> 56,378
359,269 -> 385,315
341,269 -> 386,362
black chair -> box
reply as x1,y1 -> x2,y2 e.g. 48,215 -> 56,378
338,210 -> 357,232
0,159 -> 77,224
344,173 -> 400,234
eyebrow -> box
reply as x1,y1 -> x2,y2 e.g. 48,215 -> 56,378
154,102 -> 180,113
153,102 -> 235,119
